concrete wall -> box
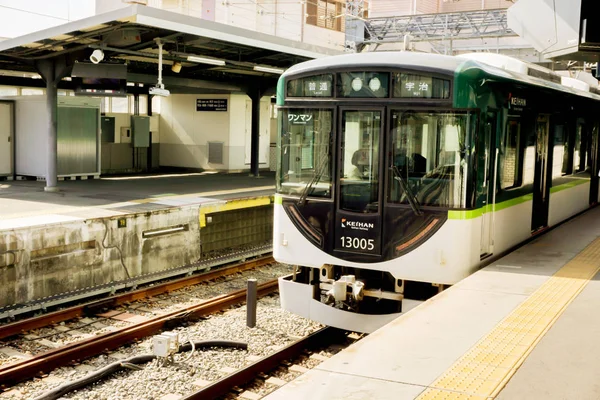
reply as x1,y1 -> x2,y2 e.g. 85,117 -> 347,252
0,206 -> 201,307
303,24 -> 345,50
159,93 -> 270,171
369,0 -> 511,18
369,0 -> 414,17
269,1 -> 303,42
0,0 -> 95,40
95,0 -> 134,14
439,0 -> 511,13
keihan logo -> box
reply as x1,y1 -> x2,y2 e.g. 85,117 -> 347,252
341,218 -> 374,231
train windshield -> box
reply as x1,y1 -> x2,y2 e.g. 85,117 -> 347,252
278,109 -> 333,198
389,111 -> 471,208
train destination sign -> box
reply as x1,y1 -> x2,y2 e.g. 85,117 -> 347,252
393,73 -> 450,99
287,74 -> 333,97
196,99 -> 228,111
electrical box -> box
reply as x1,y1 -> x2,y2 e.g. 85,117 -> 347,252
131,116 -> 150,148
101,116 -> 115,143
153,335 -> 170,357
120,126 -> 131,143
152,331 -> 179,357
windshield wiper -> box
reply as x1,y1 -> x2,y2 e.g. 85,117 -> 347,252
299,150 -> 329,206
391,165 -> 422,216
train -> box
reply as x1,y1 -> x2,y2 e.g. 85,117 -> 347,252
273,51 -> 600,333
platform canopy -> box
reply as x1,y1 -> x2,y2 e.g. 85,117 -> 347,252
0,4 -> 342,94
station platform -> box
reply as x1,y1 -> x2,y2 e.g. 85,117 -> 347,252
266,206 -> 600,400
0,171 -> 275,229
0,172 -> 276,314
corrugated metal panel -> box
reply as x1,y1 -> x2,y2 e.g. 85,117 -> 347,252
57,106 -> 98,175
369,0 -> 413,17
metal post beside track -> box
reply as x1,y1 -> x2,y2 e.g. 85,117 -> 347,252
247,279 -> 257,328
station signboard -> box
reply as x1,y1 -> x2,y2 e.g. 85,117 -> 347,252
196,99 -> 228,111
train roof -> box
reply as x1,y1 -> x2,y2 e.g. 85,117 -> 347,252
283,51 -> 463,77
282,51 -> 600,102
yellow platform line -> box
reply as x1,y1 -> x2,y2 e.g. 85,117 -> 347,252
417,237 -> 600,400
199,196 -> 272,228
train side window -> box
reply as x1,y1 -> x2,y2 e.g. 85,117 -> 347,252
573,122 -> 590,174
522,125 -> 536,186
500,119 -> 522,189
551,124 -> 568,179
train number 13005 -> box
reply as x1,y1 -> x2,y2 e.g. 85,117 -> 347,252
340,236 -> 375,251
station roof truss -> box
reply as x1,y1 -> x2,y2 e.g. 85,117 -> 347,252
361,9 -> 517,52
0,4 -> 341,94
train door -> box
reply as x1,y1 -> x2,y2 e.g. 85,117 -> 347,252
531,114 -> 551,232
480,111 -> 496,258
334,108 -> 384,256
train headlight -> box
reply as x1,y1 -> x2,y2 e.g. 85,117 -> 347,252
351,77 -> 363,91
368,77 -> 381,92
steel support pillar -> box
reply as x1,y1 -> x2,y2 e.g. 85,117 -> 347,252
36,57 -> 71,192
37,60 -> 58,191
249,88 -> 261,177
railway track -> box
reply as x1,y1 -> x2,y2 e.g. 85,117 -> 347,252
0,255 -> 281,389
0,244 -> 273,321
184,326 -> 353,400
0,254 -> 274,341
29,320 -> 356,400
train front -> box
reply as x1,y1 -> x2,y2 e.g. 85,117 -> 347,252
273,53 -> 478,333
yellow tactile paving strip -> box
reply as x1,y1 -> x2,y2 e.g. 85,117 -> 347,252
417,237 -> 600,400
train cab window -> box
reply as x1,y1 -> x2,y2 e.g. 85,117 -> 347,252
389,111 -> 470,208
500,119 -> 522,189
340,111 -> 381,213
278,109 -> 333,198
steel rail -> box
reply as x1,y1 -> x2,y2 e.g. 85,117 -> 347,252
0,278 -> 280,388
182,326 -> 344,400
0,255 -> 274,341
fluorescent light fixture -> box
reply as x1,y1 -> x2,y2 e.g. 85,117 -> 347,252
253,65 -> 285,74
142,224 -> 188,238
186,55 -> 225,66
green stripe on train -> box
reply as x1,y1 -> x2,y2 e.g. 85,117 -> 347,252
448,194 -> 533,220
448,179 -> 589,220
549,178 -> 589,193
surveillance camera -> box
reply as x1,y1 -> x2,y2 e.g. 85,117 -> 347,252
90,49 -> 104,64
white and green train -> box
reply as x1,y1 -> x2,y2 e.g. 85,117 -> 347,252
274,52 -> 600,333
